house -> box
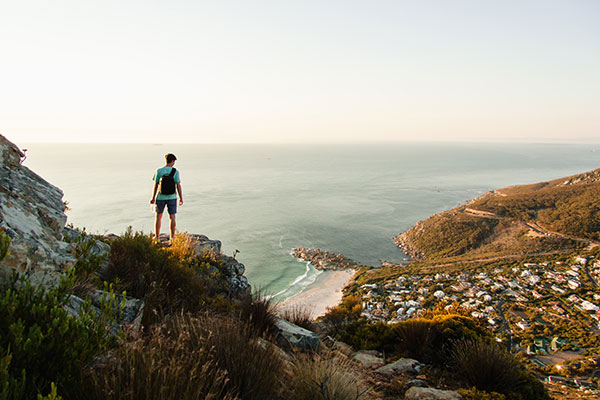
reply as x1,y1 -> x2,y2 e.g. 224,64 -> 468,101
567,279 -> 580,290
550,337 -> 568,352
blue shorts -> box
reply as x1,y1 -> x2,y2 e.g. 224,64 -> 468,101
156,199 -> 177,215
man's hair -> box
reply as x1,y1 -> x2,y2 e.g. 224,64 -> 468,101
165,153 -> 177,163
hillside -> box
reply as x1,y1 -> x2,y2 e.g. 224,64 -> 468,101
395,169 -> 600,263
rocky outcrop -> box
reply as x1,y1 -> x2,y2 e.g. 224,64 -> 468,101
0,135 -> 75,286
405,387 -> 462,400
66,290 -> 145,334
293,247 -> 360,270
275,318 -> 321,351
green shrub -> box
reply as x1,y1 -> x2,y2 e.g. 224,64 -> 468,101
0,230 -> 10,261
450,338 -> 549,400
457,388 -> 506,400
284,355 -> 371,400
334,314 -> 488,363
87,313 -> 285,400
101,229 -> 230,326
0,276 -> 112,399
320,295 -> 362,331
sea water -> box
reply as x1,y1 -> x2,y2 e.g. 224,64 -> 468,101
20,142 -> 600,300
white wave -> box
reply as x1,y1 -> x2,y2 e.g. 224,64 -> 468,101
269,261 -> 323,300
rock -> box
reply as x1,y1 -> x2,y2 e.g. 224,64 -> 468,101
275,318 -> 321,351
186,233 -> 222,255
333,340 -> 355,356
352,350 -> 385,368
375,357 -> 422,375
228,275 -> 251,296
0,135 -> 75,285
405,387 -> 462,400
406,379 -> 428,388
66,290 -> 145,334
63,227 -> 111,275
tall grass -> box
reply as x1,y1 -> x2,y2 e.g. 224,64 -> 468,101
86,313 -> 285,400
283,355 -> 372,400
278,305 -> 316,331
236,290 -> 279,338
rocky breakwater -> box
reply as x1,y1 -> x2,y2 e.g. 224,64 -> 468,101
292,247 -> 360,270
0,134 -> 76,286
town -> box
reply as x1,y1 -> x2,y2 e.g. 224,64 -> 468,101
356,254 -> 600,392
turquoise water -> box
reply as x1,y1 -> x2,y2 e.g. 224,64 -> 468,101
20,142 -> 600,299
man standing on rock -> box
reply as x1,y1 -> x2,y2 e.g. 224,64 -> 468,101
150,153 -> 183,242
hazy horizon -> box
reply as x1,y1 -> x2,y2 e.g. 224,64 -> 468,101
2,1 -> 599,144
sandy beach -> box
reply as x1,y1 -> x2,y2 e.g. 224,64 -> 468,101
276,269 -> 356,318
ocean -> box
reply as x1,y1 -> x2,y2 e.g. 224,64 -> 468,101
20,142 -> 600,300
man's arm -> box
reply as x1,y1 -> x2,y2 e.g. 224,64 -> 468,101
176,182 -> 183,205
150,182 -> 159,204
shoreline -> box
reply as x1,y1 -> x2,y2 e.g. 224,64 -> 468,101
276,269 -> 356,318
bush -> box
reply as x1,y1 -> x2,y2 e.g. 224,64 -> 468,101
0,230 -> 10,261
101,229 -> 231,326
0,276 -> 111,399
450,338 -> 549,400
235,290 -> 279,338
320,295 -> 362,331
457,388 -> 506,400
334,314 -> 488,363
86,313 -> 285,400
283,355 -> 371,400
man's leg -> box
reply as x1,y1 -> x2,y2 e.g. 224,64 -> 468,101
168,214 -> 176,241
155,212 -> 163,240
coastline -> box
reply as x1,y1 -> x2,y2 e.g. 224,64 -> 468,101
276,269 -> 356,318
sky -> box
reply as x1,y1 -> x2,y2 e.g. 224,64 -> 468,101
1,0 -> 599,144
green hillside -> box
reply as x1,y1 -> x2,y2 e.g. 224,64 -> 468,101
395,169 -> 600,261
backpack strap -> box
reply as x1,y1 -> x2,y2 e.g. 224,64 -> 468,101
168,168 -> 176,178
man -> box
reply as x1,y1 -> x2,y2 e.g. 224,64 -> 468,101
150,153 -> 183,242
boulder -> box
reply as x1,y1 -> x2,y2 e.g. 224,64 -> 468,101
405,387 -> 462,400
186,233 -> 222,255
352,350 -> 385,368
0,135 -> 75,286
375,357 -> 422,375
275,318 -> 321,351
406,379 -> 428,388
66,290 -> 145,334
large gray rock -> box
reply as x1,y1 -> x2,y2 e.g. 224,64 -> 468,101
375,357 -> 422,375
352,350 -> 385,368
187,233 -> 222,254
66,290 -> 145,334
405,387 -> 462,400
275,318 -> 321,351
0,135 -> 75,286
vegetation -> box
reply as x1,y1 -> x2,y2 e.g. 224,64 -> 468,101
450,338 -> 548,399
101,229 -> 231,326
333,314 -> 488,363
283,355 -> 371,400
278,304 -> 316,331
398,170 -> 600,263
85,313 -> 284,400
0,275 -> 113,399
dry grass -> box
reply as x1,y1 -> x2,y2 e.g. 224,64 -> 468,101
86,313 -> 286,400
278,304 -> 316,331
283,354 -> 372,400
